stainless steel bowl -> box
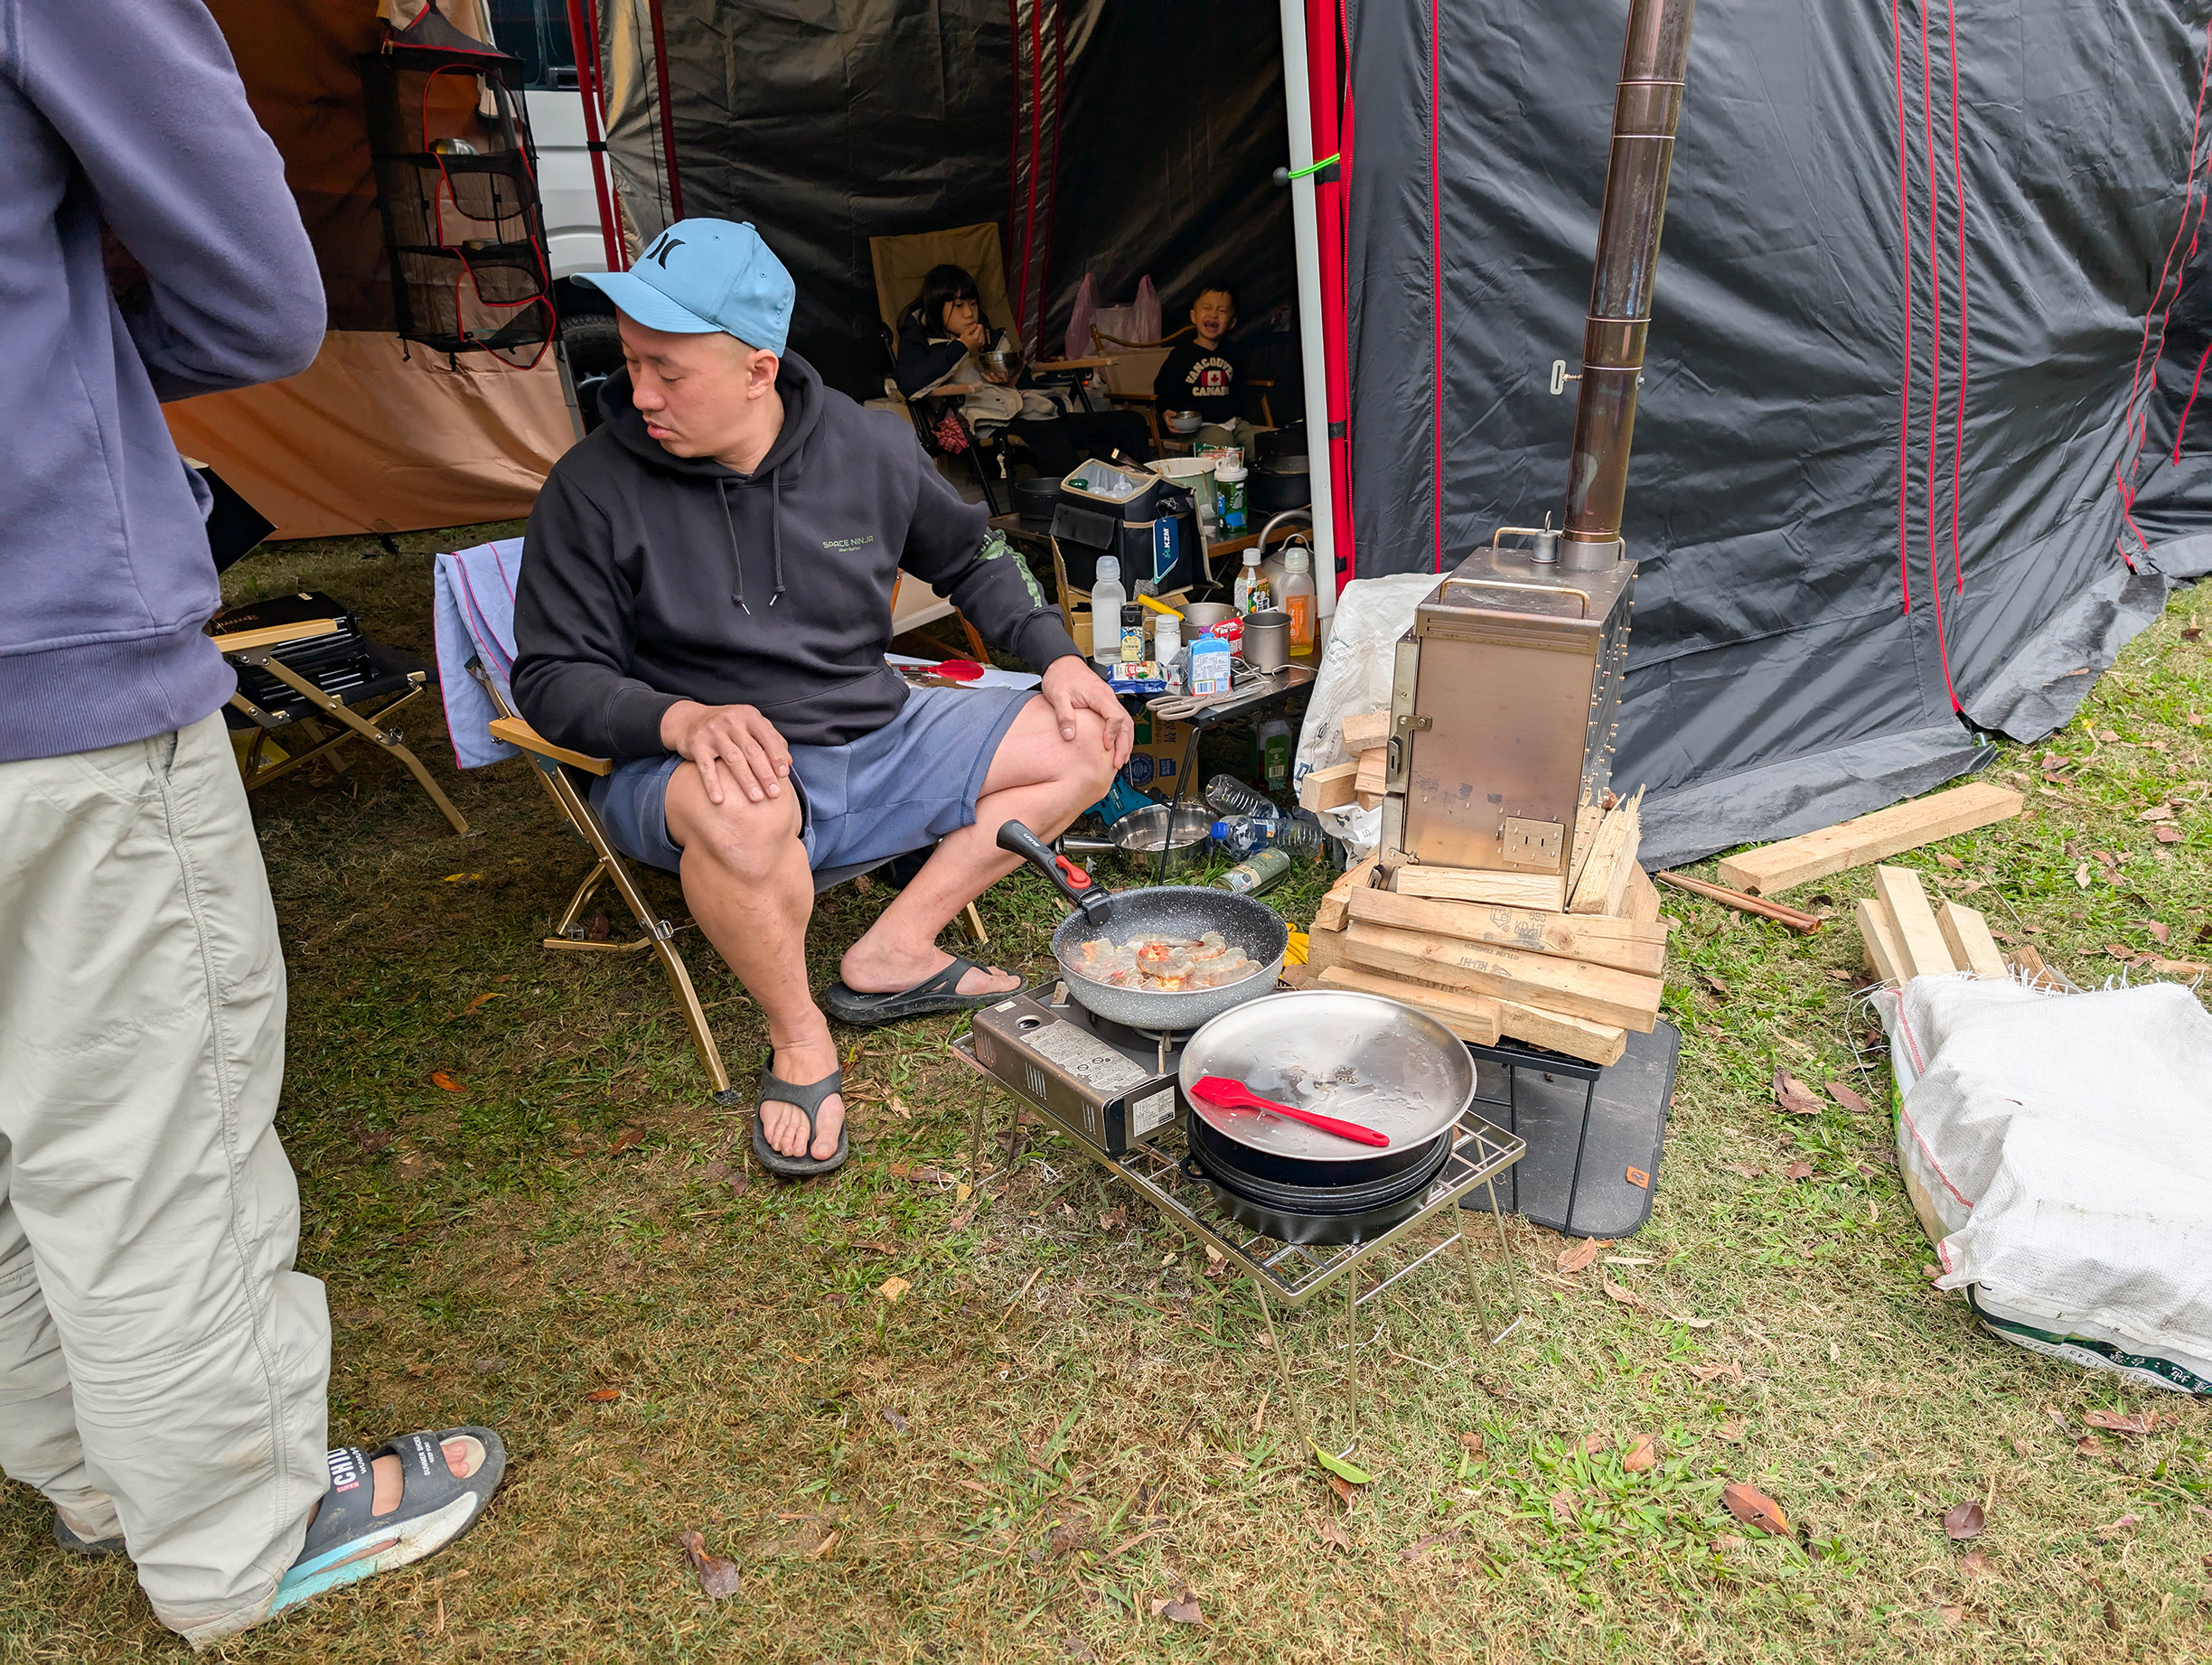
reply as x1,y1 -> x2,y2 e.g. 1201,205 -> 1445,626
978,347 -> 1026,382
1063,803 -> 1215,879
1180,601 -> 1237,634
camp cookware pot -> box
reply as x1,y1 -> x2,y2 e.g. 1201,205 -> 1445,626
998,822 -> 1288,1030
1059,803 -> 1214,880
1179,601 -> 1237,635
1249,455 -> 1311,515
1241,609 -> 1290,672
1013,475 -> 1059,523
1176,989 -> 1476,1244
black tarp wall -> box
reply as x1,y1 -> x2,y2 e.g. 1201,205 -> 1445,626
1347,0 -> 2212,864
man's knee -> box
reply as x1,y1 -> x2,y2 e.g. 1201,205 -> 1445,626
665,765 -> 802,884
1059,708 -> 1121,799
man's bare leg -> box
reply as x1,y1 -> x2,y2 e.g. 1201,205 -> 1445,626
663,762 -> 843,1161
839,699 -> 1119,996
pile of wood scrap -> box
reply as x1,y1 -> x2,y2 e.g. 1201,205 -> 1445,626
1298,710 -> 1394,814
1289,772 -> 1667,1066
1853,863 -> 2009,983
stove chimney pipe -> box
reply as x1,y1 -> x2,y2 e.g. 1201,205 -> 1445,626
1561,0 -> 1696,561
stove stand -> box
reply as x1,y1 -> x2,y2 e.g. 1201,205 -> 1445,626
951,996 -> 1530,1405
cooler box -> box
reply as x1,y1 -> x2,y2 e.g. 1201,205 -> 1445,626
1051,458 -> 1200,593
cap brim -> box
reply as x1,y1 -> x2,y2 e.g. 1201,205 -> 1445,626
572,270 -> 722,334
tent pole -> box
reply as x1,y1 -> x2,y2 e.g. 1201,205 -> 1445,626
567,0 -> 629,270
1278,0 -> 1341,617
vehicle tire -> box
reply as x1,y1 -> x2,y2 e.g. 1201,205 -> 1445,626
559,314 -> 623,431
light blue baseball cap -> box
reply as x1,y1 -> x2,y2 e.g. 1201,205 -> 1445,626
575,219 -> 794,354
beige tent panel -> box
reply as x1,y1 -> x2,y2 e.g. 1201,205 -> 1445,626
164,331 -> 573,539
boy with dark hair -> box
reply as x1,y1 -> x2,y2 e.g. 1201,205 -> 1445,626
1154,282 -> 1248,452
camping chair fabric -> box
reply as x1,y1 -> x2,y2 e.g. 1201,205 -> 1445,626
868,223 -> 1015,341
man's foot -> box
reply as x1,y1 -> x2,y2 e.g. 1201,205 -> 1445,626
346,1440 -> 479,1526
761,1034 -> 845,1162
838,943 -> 1021,1001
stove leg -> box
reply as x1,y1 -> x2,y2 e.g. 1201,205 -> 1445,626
1455,1218 -> 1496,1342
969,1090 -> 986,1186
1485,1174 -> 1525,1328
1341,1272 -> 1360,1434
1253,1275 -> 1294,1406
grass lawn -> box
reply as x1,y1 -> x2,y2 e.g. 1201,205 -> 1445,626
4,524 -> 2209,1664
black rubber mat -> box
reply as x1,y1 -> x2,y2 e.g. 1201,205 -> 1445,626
1459,1020 -> 1680,1240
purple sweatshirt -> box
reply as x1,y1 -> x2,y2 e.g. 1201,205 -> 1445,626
0,0 -> 325,762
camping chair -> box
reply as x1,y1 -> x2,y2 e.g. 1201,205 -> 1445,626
211,594 -> 469,836
432,542 -> 990,1103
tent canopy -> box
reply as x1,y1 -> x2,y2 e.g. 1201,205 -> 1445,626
1347,0 -> 2212,863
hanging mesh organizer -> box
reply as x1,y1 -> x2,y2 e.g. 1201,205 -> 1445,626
363,12 -> 554,369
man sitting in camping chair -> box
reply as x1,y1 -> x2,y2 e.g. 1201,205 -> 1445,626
513,219 -> 1129,1179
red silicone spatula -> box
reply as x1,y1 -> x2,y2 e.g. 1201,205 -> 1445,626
1189,1076 -> 1391,1147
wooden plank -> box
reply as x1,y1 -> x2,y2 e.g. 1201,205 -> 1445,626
1565,802 -> 1607,896
1854,898 -> 1905,984
1714,781 -> 2024,895
1873,865 -> 1955,977
1304,923 -> 1352,977
1340,710 -> 1392,753
1345,885 -> 1667,976
486,716 -> 614,776
1339,921 -> 1663,1032
1567,790 -> 1644,915
1495,1000 -> 1627,1068
1354,749 -> 1389,796
1355,790 -> 1383,812
1391,865 -> 1567,911
1317,967 -> 1502,1044
1617,860 -> 1662,925
1936,900 -> 2008,979
1298,760 -> 1360,813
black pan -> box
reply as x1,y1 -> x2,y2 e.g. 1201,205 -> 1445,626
997,822 -> 1288,1030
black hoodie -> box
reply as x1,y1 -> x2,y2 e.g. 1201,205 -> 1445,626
511,353 -> 1080,758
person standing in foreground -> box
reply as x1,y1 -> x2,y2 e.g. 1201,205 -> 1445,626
0,0 -> 501,1646
514,220 -> 1130,1177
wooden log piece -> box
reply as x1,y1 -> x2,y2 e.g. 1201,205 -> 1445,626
1354,749 -> 1389,796
1617,860 -> 1663,926
1391,865 -> 1568,912
1339,921 -> 1663,1032
1316,966 -> 1502,1044
1936,900 -> 2008,979
1345,885 -> 1667,976
1298,759 -> 1361,813
1854,897 -> 1905,984
1495,1001 -> 1628,1067
1309,852 -> 1380,934
1714,781 -> 2023,895
1872,865 -> 1955,978
1341,710 -> 1392,753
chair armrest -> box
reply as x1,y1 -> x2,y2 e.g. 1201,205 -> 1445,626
487,716 -> 614,776
209,617 -> 341,653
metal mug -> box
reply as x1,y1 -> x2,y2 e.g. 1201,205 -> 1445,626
1242,609 -> 1291,673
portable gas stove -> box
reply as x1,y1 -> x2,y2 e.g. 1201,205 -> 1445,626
952,983 -> 1528,1363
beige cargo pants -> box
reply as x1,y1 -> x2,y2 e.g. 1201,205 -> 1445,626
0,711 -> 329,1646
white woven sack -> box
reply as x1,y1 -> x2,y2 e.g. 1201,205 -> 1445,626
1290,573 -> 1437,853
1878,976 -> 2212,1393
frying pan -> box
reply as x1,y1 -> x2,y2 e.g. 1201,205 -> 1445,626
998,822 -> 1288,1030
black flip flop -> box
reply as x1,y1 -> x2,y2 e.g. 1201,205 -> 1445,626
753,1061 -> 851,1178
820,956 -> 1023,1027
52,1511 -> 125,1558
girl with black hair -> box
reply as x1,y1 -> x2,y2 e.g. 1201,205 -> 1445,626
894,263 -> 1149,477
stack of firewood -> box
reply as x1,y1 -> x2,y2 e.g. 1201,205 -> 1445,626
1290,714 -> 1668,1066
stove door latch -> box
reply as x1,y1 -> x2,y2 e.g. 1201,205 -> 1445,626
1388,713 -> 1431,779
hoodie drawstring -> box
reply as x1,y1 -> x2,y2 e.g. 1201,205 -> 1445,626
717,473 -> 787,614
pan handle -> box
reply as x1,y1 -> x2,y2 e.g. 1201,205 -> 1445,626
998,820 -> 1113,923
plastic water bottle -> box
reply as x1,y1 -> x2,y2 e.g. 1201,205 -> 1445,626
1210,815 -> 1254,856
1089,557 -> 1125,672
1204,774 -> 1272,817
1247,800 -> 1282,849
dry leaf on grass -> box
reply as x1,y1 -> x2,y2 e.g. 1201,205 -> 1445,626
1557,1237 -> 1605,1275
2083,1408 -> 2155,1436
879,1408 -> 909,1435
2148,921 -> 2172,945
1398,1533 -> 1445,1564
2075,1435 -> 2108,1458
462,991 -> 504,1015
1785,1161 -> 1814,1180
2075,863 -> 2092,889
1688,1361 -> 1744,1384
1715,1420 -> 1748,1443
2138,804 -> 2177,823
1457,1430 -> 1485,1456
1548,1488 -> 1578,1524
1961,1548 -> 1994,1578
1149,1592 -> 1204,1626
1699,972 -> 1729,998
1579,1431 -> 1607,1456
1325,1473 -> 1357,1508
1601,1277 -> 1648,1310
678,1529 -> 742,1600
1318,1518 -> 1351,1552
1773,1068 -> 1823,1117
585,1388 -> 622,1403
1623,1435 -> 1658,1473
1938,1604 -> 1965,1627
607,1127 -> 645,1155
1942,1501 -> 1985,1540
2156,825 -> 2185,844
1722,1483 -> 1788,1536
876,1277 -> 911,1303
1721,1161 -> 1767,1178
2095,1514 -> 2142,1540
1825,1080 -> 1871,1114
429,1070 -> 464,1092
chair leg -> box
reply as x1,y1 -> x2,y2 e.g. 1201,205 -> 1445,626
956,611 -> 990,663
248,665 -> 470,836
